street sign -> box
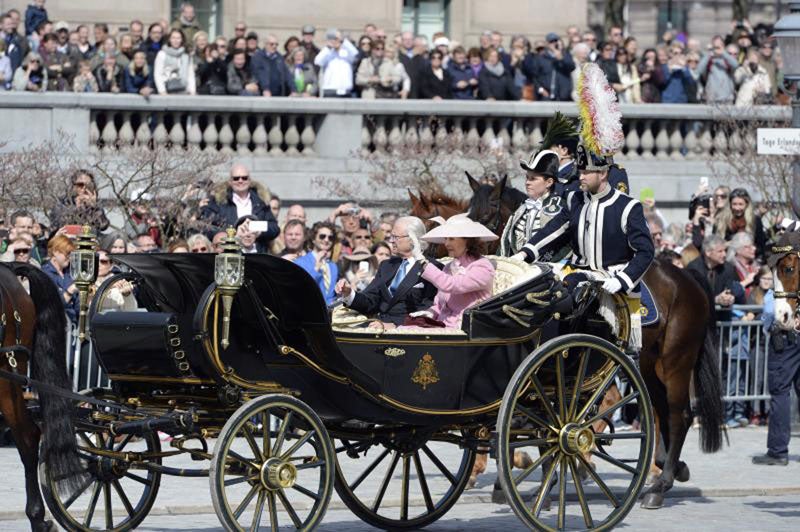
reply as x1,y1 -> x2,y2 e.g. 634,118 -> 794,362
757,128 -> 800,155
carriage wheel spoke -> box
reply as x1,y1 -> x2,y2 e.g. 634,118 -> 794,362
413,451 -> 435,513
421,444 -> 457,484
296,458 -> 326,471
349,447 -> 390,491
514,445 -> 557,486
576,364 -> 620,422
103,481 -> 113,529
225,474 -> 258,487
372,451 -> 400,512
124,472 -> 151,486
242,424 -> 262,461
83,482 -> 102,526
112,479 -> 135,517
556,350 -> 568,423
267,492 -> 279,532
568,348 -> 590,421
280,430 -> 315,461
577,453 -> 620,507
515,404 -> 557,433
62,476 -> 95,509
261,411 -> 271,459
557,456 -> 567,530
250,490 -> 266,532
79,432 -> 99,449
336,440 -> 371,455
228,449 -> 258,468
113,434 -> 134,453
581,392 -> 640,429
233,485 -> 258,519
277,489 -> 303,528
595,432 -> 645,441
568,456 -> 594,528
271,411 -> 293,457
530,373 -> 562,426
591,450 -> 638,475
292,482 -> 321,501
532,453 -> 558,517
400,455 -> 411,521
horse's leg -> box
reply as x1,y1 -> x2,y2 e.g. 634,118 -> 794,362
468,452 -> 487,489
647,413 -> 663,485
0,379 -> 52,532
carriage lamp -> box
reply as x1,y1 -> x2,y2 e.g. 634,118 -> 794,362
214,227 -> 245,349
69,225 -> 98,342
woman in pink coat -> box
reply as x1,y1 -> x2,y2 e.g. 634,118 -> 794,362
386,213 -> 497,329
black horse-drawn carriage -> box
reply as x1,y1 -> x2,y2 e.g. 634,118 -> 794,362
37,237 -> 654,532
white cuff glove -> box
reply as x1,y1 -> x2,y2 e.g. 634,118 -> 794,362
601,277 -> 623,294
511,252 -> 528,263
409,310 -> 434,318
408,232 -> 425,261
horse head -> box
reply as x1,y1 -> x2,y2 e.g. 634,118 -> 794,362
771,243 -> 800,331
466,172 -> 525,239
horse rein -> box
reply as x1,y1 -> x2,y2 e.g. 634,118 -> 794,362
0,267 -> 29,373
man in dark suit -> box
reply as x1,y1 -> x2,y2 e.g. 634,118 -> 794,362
335,216 -> 438,325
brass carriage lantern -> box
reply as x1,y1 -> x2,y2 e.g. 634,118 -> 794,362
214,227 -> 245,349
69,225 -> 98,342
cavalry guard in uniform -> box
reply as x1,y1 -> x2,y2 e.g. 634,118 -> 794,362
512,142 -> 655,299
500,149 -> 567,259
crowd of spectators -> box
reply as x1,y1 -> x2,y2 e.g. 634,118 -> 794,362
0,1 -> 787,105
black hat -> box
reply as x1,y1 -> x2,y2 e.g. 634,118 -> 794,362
520,149 -> 560,178
575,143 -> 612,172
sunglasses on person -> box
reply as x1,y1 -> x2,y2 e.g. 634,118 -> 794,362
98,258 -> 111,264
191,246 -> 208,252
266,41 -> 278,47
74,181 -> 92,188
13,248 -> 31,254
714,193 -> 728,199
317,233 -> 334,241
231,174 -> 250,181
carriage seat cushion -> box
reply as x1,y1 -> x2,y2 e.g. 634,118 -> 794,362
331,256 -> 545,336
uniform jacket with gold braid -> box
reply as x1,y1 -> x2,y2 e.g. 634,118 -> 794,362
500,191 -> 566,258
520,186 -> 655,294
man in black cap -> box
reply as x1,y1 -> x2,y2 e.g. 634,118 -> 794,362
301,24 -> 319,65
513,143 -> 654,299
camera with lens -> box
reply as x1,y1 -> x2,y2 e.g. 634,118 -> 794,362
689,193 -> 711,220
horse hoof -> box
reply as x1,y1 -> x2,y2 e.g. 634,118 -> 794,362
576,461 -> 593,482
466,475 -> 477,490
491,488 -> 507,505
513,450 -> 534,469
641,493 -> 664,509
675,462 -> 690,483
32,521 -> 57,532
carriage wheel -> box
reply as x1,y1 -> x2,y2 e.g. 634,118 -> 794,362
333,429 -> 475,530
496,334 -> 653,531
210,394 -> 335,531
39,390 -> 161,532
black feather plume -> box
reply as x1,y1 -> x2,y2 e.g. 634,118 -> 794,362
540,112 -> 578,149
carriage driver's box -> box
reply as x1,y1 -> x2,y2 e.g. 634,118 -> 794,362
92,312 -> 194,378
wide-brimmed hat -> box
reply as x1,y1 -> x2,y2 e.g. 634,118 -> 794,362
520,149 -> 560,177
421,213 -> 498,244
341,247 -> 373,261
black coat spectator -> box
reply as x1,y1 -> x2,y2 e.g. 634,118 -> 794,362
197,45 -> 227,95
139,23 -> 164,67
448,47 -> 477,99
523,40 -> 575,101
686,234 -> 746,322
226,49 -> 258,95
93,58 -> 123,93
478,49 -> 518,100
250,46 -> 294,96
200,165 -> 279,248
418,50 -> 451,99
597,42 -> 621,85
638,48 -> 664,103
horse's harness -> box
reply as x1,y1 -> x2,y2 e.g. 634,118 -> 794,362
0,267 -> 29,373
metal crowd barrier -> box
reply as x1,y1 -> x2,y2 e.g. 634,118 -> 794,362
715,305 -> 770,405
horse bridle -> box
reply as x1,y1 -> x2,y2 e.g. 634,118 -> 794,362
771,244 -> 800,301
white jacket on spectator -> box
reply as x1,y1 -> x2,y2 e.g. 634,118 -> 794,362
154,46 -> 196,95
734,63 -> 771,107
314,38 -> 358,95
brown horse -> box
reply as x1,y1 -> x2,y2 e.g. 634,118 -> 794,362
0,264 -> 86,531
432,175 -> 725,509
769,231 -> 800,330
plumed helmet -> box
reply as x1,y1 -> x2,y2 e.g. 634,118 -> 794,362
520,149 -> 560,178
575,143 -> 612,172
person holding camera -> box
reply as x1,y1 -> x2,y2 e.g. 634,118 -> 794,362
734,46 -> 772,106
314,28 -> 358,98
201,163 -> 279,248
328,202 -> 374,256
522,32 -> 575,102
697,35 -> 738,104
660,44 -> 696,103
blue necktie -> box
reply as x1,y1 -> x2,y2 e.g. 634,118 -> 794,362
389,259 -> 409,296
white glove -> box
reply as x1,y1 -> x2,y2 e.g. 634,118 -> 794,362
511,252 -> 528,263
409,310 -> 434,318
602,277 -> 623,294
408,232 -> 426,261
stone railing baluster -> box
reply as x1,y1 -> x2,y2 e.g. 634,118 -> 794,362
300,116 -> 316,155
235,114 -> 252,155
268,115 -> 283,156
252,115 -> 268,155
